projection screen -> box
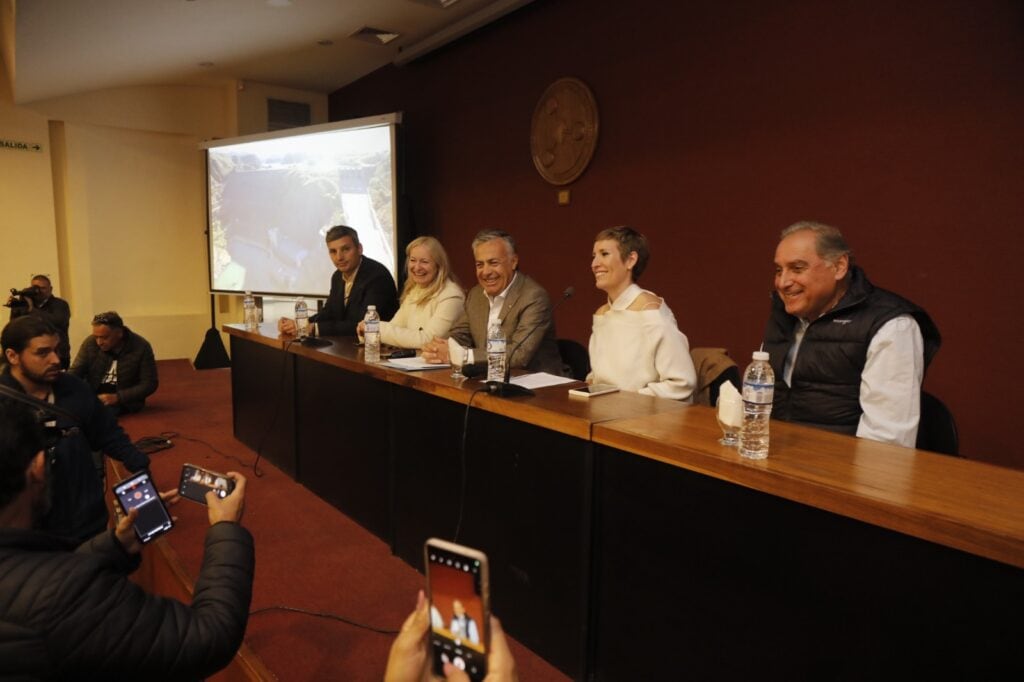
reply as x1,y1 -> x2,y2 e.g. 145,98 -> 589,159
202,113 -> 401,298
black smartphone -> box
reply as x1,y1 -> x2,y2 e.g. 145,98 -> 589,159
424,538 -> 490,681
178,463 -> 235,505
112,470 -> 173,544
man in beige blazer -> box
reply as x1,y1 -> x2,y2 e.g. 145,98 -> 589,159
422,230 -> 564,375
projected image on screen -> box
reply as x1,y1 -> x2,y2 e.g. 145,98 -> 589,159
207,122 -> 397,297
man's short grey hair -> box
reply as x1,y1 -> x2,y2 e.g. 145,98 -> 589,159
780,221 -> 852,264
471,229 -> 516,256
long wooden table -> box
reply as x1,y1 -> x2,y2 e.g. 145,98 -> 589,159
225,324 -> 1024,680
227,323 -> 686,678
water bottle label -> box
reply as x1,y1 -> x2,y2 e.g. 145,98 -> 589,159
488,339 -> 506,354
742,382 -> 774,404
365,320 -> 379,333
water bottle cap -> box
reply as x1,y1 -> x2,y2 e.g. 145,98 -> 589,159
752,350 -> 770,361
368,305 -> 376,310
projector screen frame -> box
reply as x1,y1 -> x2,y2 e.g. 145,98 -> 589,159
203,112 -> 404,300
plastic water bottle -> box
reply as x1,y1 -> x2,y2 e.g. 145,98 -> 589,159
486,320 -> 506,382
243,291 -> 258,331
294,297 -> 309,338
739,350 -> 775,460
364,305 -> 381,363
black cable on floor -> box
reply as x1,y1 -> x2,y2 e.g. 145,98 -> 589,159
248,605 -> 399,635
154,431 -> 262,476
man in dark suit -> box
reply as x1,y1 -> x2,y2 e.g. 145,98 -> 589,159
422,229 -> 563,375
278,225 -> 398,336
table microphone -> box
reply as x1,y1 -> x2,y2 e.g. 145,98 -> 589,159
485,286 -> 574,397
461,362 -> 487,379
300,321 -> 332,348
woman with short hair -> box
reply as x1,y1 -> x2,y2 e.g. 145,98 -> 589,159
587,226 -> 696,401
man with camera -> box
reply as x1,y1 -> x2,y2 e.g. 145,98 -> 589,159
5,274 -> 71,369
70,311 -> 159,414
0,398 -> 254,679
0,315 -> 150,542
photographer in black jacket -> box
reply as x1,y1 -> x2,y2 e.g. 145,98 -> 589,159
5,274 -> 71,369
0,398 -> 254,680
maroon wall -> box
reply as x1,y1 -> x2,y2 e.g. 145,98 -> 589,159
330,0 -> 1024,467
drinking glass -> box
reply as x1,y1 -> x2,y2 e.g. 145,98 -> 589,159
450,345 -> 468,379
716,394 -> 741,447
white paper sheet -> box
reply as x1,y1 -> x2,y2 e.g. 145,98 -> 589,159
385,356 -> 449,371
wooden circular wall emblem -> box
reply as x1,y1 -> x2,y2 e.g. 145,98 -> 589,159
530,77 -> 599,186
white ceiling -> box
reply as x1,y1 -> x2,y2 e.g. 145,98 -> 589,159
6,0 -> 529,104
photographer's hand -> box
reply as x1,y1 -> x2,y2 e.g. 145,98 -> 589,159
207,472 -> 246,525
384,590 -> 437,682
113,489 -> 180,555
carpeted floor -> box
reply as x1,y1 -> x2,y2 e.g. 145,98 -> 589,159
116,359 -> 569,681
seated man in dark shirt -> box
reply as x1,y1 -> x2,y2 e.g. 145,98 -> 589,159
278,225 -> 399,336
70,311 -> 158,414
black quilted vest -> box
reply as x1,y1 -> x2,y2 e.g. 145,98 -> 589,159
763,266 -> 940,434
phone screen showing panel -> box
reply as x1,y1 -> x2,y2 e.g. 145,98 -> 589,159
112,471 -> 173,543
179,463 -> 234,505
427,544 -> 488,681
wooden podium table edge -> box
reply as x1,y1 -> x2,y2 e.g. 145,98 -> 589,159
593,407 -> 1024,570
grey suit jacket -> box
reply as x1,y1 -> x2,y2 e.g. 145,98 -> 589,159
447,273 -> 564,376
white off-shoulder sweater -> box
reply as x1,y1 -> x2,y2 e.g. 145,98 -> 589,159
587,283 -> 696,401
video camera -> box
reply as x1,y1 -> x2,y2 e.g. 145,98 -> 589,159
5,285 -> 40,310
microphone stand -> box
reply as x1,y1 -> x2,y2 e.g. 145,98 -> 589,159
485,286 -> 574,398
300,320 -> 332,348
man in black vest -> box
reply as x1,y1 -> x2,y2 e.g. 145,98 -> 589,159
277,225 -> 398,336
763,222 -> 940,446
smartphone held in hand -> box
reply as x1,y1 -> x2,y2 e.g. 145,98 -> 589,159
178,463 -> 235,505
112,470 -> 173,544
424,538 -> 490,681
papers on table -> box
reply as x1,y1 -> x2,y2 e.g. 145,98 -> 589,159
509,372 -> 577,390
384,356 -> 449,371
381,358 -> 574,391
